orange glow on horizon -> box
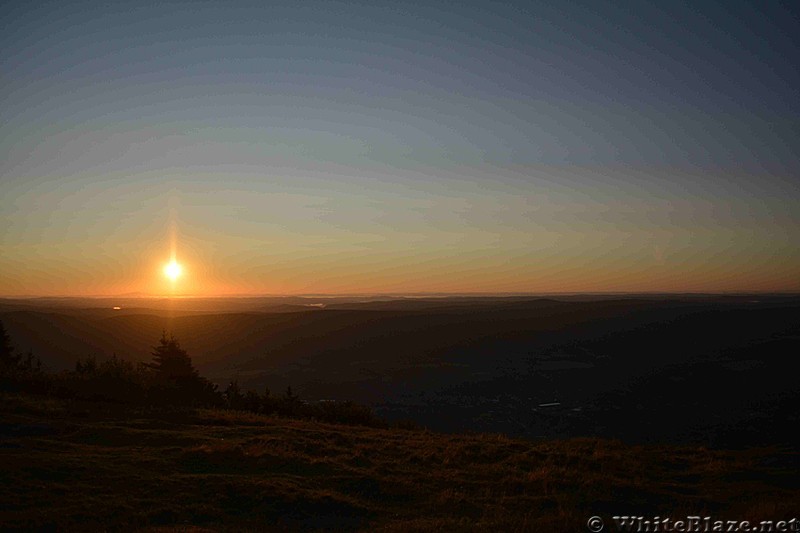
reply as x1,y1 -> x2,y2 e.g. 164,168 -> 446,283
1,204 -> 799,297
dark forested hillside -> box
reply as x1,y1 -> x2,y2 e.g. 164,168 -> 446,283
2,296 -> 798,445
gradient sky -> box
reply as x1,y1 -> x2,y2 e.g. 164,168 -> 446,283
2,0 -> 798,296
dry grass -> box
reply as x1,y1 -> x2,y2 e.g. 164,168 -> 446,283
1,393 -> 798,531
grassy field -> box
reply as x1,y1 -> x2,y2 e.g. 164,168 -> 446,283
1,393 -> 798,531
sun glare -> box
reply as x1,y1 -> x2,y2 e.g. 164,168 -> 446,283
164,260 -> 182,281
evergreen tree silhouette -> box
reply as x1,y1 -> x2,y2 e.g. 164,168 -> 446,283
0,319 -> 20,373
1,320 -> 13,361
148,332 -> 197,380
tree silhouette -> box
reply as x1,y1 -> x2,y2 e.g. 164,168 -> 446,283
0,319 -> 21,377
1,319 -> 42,385
0,320 -> 15,368
224,380 -> 244,409
147,332 -> 197,381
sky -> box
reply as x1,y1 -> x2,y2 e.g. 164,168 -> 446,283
1,0 -> 798,296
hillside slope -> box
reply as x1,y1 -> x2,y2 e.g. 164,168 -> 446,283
1,393 -> 798,531
3,299 -> 798,444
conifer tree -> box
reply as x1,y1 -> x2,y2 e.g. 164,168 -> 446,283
0,320 -> 20,372
148,332 -> 197,380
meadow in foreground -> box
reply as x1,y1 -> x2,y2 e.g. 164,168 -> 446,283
1,392 -> 798,531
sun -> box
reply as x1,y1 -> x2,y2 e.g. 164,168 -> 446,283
164,260 -> 182,281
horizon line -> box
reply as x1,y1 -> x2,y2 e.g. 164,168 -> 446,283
2,291 -> 800,300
